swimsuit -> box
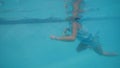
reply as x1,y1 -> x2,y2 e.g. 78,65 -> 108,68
68,20 -> 100,47
77,28 -> 100,47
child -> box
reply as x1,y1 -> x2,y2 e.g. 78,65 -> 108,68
50,0 -> 118,56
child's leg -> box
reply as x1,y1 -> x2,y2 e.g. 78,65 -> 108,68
93,45 -> 118,56
76,43 -> 89,52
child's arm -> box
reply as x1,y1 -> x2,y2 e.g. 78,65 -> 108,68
50,22 -> 78,41
72,0 -> 82,18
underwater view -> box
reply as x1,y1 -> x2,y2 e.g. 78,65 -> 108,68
0,0 -> 120,68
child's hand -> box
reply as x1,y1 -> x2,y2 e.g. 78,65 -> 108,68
50,35 -> 56,40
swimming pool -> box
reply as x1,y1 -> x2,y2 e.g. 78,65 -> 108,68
0,0 -> 120,68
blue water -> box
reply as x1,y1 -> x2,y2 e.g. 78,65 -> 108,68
0,0 -> 120,68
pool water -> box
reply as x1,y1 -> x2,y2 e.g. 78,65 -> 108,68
0,0 -> 120,68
